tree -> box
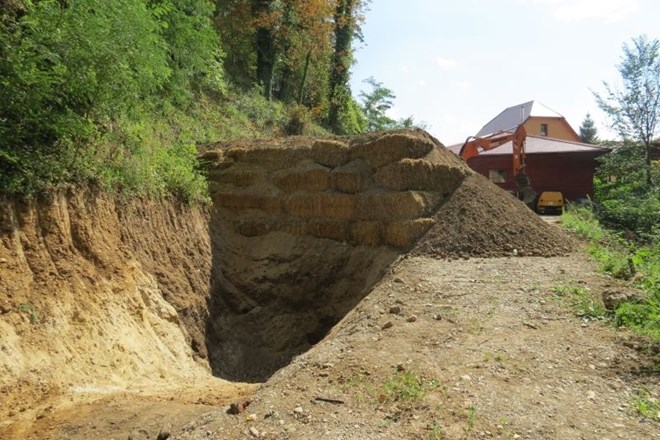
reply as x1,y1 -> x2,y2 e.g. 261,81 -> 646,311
252,0 -> 277,100
327,0 -> 367,134
359,77 -> 396,131
594,35 -> 660,188
579,113 -> 599,144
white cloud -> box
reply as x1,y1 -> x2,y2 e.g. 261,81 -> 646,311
417,80 -> 427,87
436,57 -> 459,70
455,81 -> 471,89
400,65 -> 411,73
527,0 -> 639,23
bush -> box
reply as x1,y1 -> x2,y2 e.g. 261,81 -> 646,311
561,205 -> 660,340
0,0 -> 223,202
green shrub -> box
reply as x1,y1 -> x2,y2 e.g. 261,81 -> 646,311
561,206 -> 660,341
561,205 -> 605,242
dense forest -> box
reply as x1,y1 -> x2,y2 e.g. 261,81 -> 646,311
0,0 -> 393,200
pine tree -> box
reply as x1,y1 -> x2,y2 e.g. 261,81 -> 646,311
579,113 -> 599,144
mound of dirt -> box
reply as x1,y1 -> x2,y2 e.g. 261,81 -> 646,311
411,173 -> 576,259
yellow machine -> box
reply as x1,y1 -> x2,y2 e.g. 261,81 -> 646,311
537,191 -> 564,214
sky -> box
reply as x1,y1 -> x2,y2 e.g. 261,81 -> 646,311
349,0 -> 660,145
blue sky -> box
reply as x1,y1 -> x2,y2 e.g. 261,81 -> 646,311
349,0 -> 660,144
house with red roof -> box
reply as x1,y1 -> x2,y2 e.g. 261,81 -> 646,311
450,101 -> 608,201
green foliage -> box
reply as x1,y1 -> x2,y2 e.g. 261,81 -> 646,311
383,370 -> 440,403
465,406 -> 477,431
630,387 -> 660,421
579,113 -> 599,144
150,0 -> 226,105
359,76 -> 397,131
0,0 -> 224,201
594,35 -> 660,187
561,205 -> 660,340
428,420 -> 445,440
594,142 -> 660,237
17,303 -> 39,324
560,206 -> 606,242
331,87 -> 367,135
552,282 -> 607,319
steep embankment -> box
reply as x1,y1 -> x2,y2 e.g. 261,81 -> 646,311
0,190 -> 214,424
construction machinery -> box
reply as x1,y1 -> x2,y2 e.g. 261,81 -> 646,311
459,125 -> 537,204
537,191 -> 564,214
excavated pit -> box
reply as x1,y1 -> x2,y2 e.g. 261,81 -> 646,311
0,129 -> 576,416
197,129 -> 575,382
205,220 -> 400,382
200,130 -> 470,382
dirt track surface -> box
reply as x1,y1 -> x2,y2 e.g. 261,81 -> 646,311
13,251 -> 657,440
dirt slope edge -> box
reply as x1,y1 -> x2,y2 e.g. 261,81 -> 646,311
0,188 -> 217,435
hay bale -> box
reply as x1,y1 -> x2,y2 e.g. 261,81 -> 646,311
279,219 -> 350,241
384,218 -> 435,249
208,162 -> 267,187
351,221 -> 383,247
284,192 -> 355,220
351,132 -> 435,168
355,191 -> 437,220
374,159 -> 468,192
225,144 -> 312,170
213,185 -> 283,214
231,212 -> 277,237
332,160 -> 371,194
305,219 -> 350,241
273,162 -> 331,192
312,139 -> 350,167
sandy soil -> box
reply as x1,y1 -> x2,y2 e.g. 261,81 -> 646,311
12,250 -> 657,440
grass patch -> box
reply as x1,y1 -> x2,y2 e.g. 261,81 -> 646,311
553,283 -> 607,319
561,205 -> 659,341
427,420 -> 445,439
465,405 -> 477,430
341,368 -> 442,408
17,303 -> 39,324
383,370 -> 441,403
630,387 -> 660,421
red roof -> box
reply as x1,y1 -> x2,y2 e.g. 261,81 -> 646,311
447,135 -> 608,156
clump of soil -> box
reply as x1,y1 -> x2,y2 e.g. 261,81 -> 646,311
411,173 -> 576,259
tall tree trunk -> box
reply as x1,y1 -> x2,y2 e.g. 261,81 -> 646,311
252,0 -> 276,100
644,141 -> 653,187
298,49 -> 312,104
327,0 -> 354,133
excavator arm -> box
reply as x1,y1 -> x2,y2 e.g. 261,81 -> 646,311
459,125 -> 527,175
459,125 -> 535,203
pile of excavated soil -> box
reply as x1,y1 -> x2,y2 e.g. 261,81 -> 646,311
412,172 -> 576,259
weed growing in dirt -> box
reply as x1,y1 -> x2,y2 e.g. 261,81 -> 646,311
466,405 -> 478,430
383,370 -> 441,403
427,420 -> 445,439
340,371 -> 376,404
341,368 -> 443,411
17,303 -> 39,324
630,387 -> 660,421
552,283 -> 607,319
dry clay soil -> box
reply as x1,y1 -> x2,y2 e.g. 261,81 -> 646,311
12,246 -> 659,440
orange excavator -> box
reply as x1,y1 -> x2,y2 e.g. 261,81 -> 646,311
459,125 -> 537,204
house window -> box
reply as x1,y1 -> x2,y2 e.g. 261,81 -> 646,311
540,123 -> 548,136
489,169 -> 507,183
